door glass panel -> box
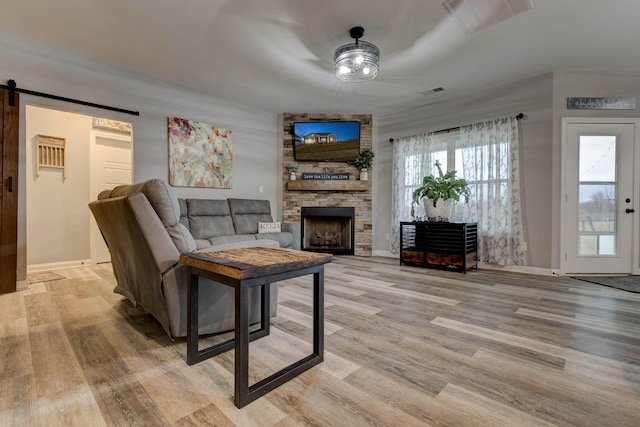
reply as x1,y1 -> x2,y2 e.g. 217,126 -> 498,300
579,235 -> 598,255
577,136 -> 617,255
579,136 -> 616,181
599,235 -> 615,255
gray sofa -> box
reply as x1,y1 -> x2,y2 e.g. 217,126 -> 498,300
89,178 -> 299,339
178,197 -> 299,251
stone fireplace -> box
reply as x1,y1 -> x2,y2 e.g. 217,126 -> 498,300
301,207 -> 355,255
282,112 -> 372,257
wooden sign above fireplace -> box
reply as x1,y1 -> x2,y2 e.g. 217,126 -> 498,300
301,172 -> 349,180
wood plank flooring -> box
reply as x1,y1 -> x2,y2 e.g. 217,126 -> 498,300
2,256 -> 639,426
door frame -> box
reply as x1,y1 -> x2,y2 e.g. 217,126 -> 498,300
560,117 -> 640,275
89,129 -> 133,264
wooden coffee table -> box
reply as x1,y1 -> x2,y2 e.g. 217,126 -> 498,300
179,246 -> 332,408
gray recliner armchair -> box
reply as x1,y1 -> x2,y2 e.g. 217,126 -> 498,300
89,179 -> 279,338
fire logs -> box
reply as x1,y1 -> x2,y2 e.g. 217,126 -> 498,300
310,230 -> 342,247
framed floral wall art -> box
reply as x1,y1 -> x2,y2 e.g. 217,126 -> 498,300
168,117 -> 233,188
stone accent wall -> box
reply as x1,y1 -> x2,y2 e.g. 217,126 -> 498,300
283,113 -> 372,256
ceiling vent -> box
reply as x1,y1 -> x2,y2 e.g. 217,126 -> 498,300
443,0 -> 534,34
422,87 -> 446,96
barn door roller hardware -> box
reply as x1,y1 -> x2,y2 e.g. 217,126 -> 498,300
7,79 -> 16,106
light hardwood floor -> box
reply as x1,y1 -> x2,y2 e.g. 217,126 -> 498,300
2,256 -> 639,426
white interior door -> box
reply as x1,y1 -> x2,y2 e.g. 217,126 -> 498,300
562,119 -> 638,274
90,131 -> 133,264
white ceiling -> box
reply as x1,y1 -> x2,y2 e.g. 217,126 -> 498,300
2,0 -> 640,116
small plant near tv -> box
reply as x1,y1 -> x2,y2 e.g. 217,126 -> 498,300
412,161 -> 470,221
347,149 -> 375,170
347,149 -> 374,181
286,162 -> 299,173
286,162 -> 299,180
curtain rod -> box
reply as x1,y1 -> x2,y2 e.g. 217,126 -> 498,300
1,79 -> 140,116
389,112 -> 524,143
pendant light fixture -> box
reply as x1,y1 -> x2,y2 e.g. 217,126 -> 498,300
334,26 -> 380,82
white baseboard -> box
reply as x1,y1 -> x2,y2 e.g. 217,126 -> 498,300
372,250 -> 398,258
477,262 -> 553,276
27,259 -> 92,273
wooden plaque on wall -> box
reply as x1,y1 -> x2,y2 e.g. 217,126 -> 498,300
36,134 -> 66,178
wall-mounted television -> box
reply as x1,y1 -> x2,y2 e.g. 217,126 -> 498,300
292,121 -> 361,162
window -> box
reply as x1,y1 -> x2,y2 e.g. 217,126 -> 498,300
391,116 -> 526,266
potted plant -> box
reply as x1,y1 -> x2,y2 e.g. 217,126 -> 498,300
286,162 -> 299,180
347,149 -> 375,180
412,161 -> 470,221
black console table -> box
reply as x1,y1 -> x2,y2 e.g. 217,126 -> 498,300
400,222 -> 478,273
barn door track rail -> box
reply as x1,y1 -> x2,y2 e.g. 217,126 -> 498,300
1,79 -> 139,116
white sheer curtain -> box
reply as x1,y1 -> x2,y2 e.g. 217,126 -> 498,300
390,132 -> 440,254
458,116 -> 527,265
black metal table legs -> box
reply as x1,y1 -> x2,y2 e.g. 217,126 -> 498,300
186,265 -> 324,408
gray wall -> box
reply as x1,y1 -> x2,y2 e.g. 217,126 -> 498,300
25,106 -> 93,266
0,37 -> 278,281
375,73 -> 554,268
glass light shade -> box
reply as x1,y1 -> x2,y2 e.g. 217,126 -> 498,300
334,40 -> 380,82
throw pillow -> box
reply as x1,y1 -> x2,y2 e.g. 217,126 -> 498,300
258,222 -> 281,233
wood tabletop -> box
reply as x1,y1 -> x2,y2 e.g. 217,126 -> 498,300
180,246 -> 332,280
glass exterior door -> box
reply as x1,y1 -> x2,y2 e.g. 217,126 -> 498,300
564,122 -> 635,274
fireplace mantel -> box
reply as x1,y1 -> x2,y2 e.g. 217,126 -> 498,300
286,180 -> 369,191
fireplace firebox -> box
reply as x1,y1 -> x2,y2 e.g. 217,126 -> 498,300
301,207 -> 355,255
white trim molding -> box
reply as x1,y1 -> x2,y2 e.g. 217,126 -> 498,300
27,258 -> 92,273
477,262 -> 553,276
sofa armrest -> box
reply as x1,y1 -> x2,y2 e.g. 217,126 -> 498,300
89,192 -> 179,336
281,222 -> 301,250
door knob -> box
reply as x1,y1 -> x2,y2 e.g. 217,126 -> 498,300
626,208 -> 635,213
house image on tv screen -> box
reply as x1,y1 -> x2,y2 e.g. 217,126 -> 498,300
293,121 -> 361,162
303,133 -> 336,144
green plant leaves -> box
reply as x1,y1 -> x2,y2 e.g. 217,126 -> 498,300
347,149 -> 375,170
412,162 -> 470,207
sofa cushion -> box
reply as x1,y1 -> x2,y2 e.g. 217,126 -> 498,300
99,179 -> 196,254
255,232 -> 293,249
228,198 -> 273,235
198,237 -> 279,253
194,239 -> 212,250
209,234 -> 256,247
187,199 -> 236,239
